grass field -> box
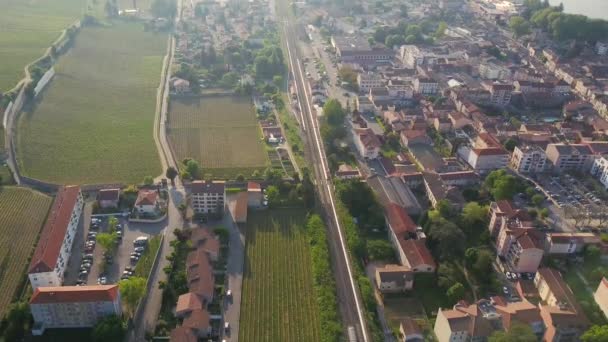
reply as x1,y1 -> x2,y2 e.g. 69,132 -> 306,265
167,96 -> 268,179
239,209 -> 321,342
0,187 -> 52,318
0,0 -> 86,91
17,21 -> 167,185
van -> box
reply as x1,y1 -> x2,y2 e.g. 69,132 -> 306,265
133,236 -> 148,246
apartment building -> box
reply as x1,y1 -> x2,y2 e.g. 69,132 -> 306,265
29,186 -> 84,290
479,62 -> 509,80
353,128 -> 381,159
357,72 -> 384,92
595,277 -> 608,319
413,77 -> 439,95
191,181 -> 226,214
590,156 -> 608,189
457,146 -> 509,173
545,143 -> 595,172
511,145 -> 547,173
497,228 -> 544,273
30,285 -> 121,335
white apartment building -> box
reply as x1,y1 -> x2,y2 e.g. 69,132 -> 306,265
413,77 -> 439,95
30,285 -> 121,335
546,143 -> 595,172
511,145 -> 547,173
28,186 -> 84,290
591,156 -> 608,189
191,181 -> 226,214
357,72 -> 383,92
457,146 -> 509,173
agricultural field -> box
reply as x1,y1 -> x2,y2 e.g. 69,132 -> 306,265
239,209 -> 321,342
0,187 -> 52,318
0,0 -> 86,91
167,96 -> 268,179
18,22 -> 167,185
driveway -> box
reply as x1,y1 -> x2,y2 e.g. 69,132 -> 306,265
222,195 -> 246,342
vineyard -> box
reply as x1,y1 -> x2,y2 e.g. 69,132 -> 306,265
0,187 -> 52,318
167,96 -> 269,179
239,209 -> 321,342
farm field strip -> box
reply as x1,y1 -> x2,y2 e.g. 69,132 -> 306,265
17,22 -> 167,185
167,96 -> 268,177
0,0 -> 86,91
0,187 -> 52,318
239,209 -> 321,342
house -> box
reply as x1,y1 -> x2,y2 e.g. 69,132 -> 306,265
544,233 -> 599,255
448,111 -> 472,129
511,145 -> 547,173
172,78 -> 191,93
30,285 -> 121,335
247,182 -> 263,208
546,143 -> 596,172
375,264 -> 414,293
489,83 -> 514,106
180,308 -> 212,338
353,128 -> 381,159
488,200 -> 531,237
233,191 -> 248,224
190,228 -> 220,261
335,164 -> 361,180
170,326 -> 198,342
492,298 -> 545,337
457,145 -> 509,173
97,188 -> 120,209
191,181 -> 226,214
594,277 -> 608,319
497,228 -> 544,273
434,301 -> 496,342
175,292 -> 202,318
433,117 -> 452,133
400,317 -> 423,342
29,186 -> 84,290
331,36 -> 393,65
438,171 -> 479,187
186,248 -> 214,303
134,190 -> 159,215
400,129 -> 432,147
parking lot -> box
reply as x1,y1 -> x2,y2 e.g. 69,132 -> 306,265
64,201 -> 165,286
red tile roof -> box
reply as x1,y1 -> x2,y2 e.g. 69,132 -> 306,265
29,186 -> 80,274
30,285 -> 118,304
355,128 -> 381,149
182,308 -> 210,331
386,203 -> 417,235
473,147 -> 508,156
402,239 -> 436,269
175,292 -> 202,315
247,181 -> 261,192
135,190 -> 158,206
170,326 -> 197,342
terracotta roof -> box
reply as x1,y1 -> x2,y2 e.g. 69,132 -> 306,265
182,308 -> 210,331
247,181 -> 261,192
402,129 -> 428,140
135,190 -> 158,206
30,285 -> 118,304
234,191 -> 248,223
170,326 -> 197,342
29,186 -> 80,273
175,292 -> 202,315
97,188 -> 120,201
355,128 -> 381,149
439,171 -> 478,181
187,249 -> 214,299
510,228 -> 544,250
191,180 -> 225,194
402,239 -> 436,269
191,228 -> 220,256
386,203 -> 417,235
537,268 -> 580,309
473,147 -> 508,156
494,299 -> 542,330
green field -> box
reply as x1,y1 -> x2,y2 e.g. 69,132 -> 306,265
167,96 -> 269,179
240,209 -> 321,342
0,0 -> 86,91
0,187 -> 52,318
17,22 -> 167,185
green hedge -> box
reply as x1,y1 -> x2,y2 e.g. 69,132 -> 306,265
306,215 -> 342,342
134,235 -> 162,279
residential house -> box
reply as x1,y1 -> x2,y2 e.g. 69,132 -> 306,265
191,181 -> 226,214
247,182 -> 263,208
492,297 -> 545,337
29,186 -> 84,290
356,96 -> 376,113
434,301 -> 496,342
180,308 -> 212,339
434,117 -> 452,133
497,228 -> 544,273
97,188 -> 120,209
489,83 -> 514,106
594,277 -> 608,319
479,62 -> 509,80
545,144 -> 595,172
30,285 -> 121,335
353,128 -> 381,159
544,233 -> 600,255
134,190 -> 159,215
172,78 -> 191,93
400,129 -> 432,147
233,191 -> 248,224
511,145 -> 547,173
375,264 -> 414,293
439,171 -> 479,187
335,164 -> 362,180
400,317 -> 424,342
367,174 -> 422,215
457,146 -> 509,173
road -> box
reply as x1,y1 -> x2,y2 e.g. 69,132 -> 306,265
278,2 -> 370,340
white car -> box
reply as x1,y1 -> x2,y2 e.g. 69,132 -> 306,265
226,289 -> 232,297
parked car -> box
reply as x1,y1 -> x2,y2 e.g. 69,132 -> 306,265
224,322 -> 230,333
133,236 -> 148,246
134,247 -> 145,253
83,254 -> 94,260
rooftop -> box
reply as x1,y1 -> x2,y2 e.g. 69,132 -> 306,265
30,285 -> 118,304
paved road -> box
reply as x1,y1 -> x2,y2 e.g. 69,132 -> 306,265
278,2 -> 371,340
222,197 -> 246,342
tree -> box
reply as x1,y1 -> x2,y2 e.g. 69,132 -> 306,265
447,282 -> 465,305
489,322 -> 537,342
97,232 -> 117,254
273,75 -> 284,88
366,240 -> 395,261
92,315 -> 125,342
236,174 -> 245,182
509,16 -> 531,37
484,170 -> 524,201
586,245 -> 601,262
504,138 -> 517,152
143,176 -> 154,186
539,207 -> 549,219
165,166 -> 178,185
462,202 -> 488,225
301,167 -> 315,208
428,219 -> 466,260
185,160 -> 200,180
465,248 -> 479,268
435,21 -> 448,39
582,325 -> 608,342
525,187 -> 536,198
119,277 -> 146,317
266,186 -> 280,207
532,194 -> 545,207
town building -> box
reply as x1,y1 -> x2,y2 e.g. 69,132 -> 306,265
29,186 -> 84,290
413,77 -> 439,95
134,189 -> 159,215
191,181 -> 226,214
595,277 -> 608,319
457,146 -> 509,173
30,285 -> 121,335
335,164 -> 362,180
375,264 -> 414,293
434,301 -> 496,342
357,72 -> 384,92
544,233 -> 599,255
97,188 -> 120,209
353,128 -> 381,159
546,143 -> 595,172
511,145 -> 547,173
479,62 -> 509,80
590,156 -> 608,189
497,228 -> 544,273
488,200 -> 530,237
247,181 -> 263,208
331,36 -> 393,64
